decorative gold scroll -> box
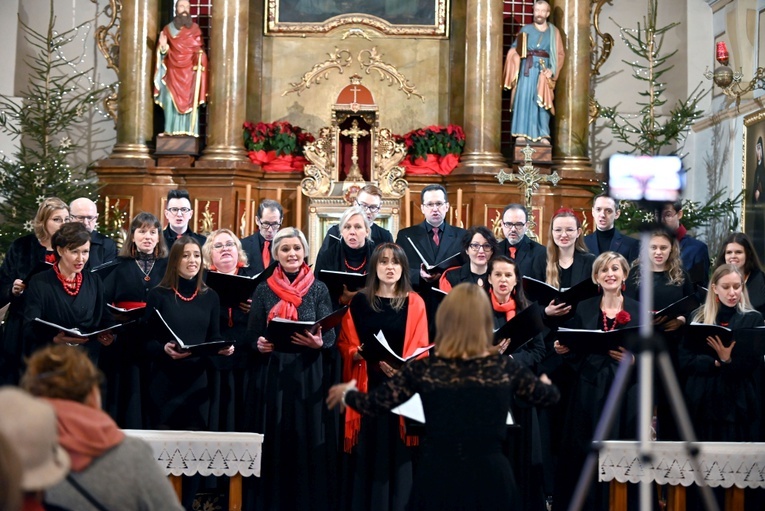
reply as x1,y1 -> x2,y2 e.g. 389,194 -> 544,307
358,48 -> 424,102
591,0 -> 614,76
91,0 -> 121,122
282,48 -> 353,97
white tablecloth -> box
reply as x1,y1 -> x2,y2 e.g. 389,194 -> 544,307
599,441 -> 765,489
124,429 -> 264,477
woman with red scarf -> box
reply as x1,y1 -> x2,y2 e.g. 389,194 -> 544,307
247,227 -> 336,511
337,243 -> 429,511
552,251 -> 640,511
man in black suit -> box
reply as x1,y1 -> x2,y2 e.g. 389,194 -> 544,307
395,184 -> 467,289
318,184 -> 393,255
162,189 -> 207,249
583,193 -> 639,262
241,199 -> 283,273
69,197 -> 118,269
497,203 -> 547,280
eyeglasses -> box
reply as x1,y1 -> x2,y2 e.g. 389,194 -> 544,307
212,241 -> 236,250
422,202 -> 447,210
71,215 -> 98,222
503,222 -> 526,230
167,207 -> 192,215
355,201 -> 381,214
469,243 -> 493,252
259,221 -> 281,230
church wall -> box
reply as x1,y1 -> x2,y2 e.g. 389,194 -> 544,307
0,0 -> 20,160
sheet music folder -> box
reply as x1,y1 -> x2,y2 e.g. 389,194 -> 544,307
153,308 -> 233,356
654,294 -> 701,320
557,326 -> 641,355
359,330 -> 433,369
317,270 -> 368,304
33,318 -> 126,338
265,306 -> 348,353
682,323 -> 734,357
492,302 -> 545,350
522,276 -> 599,306
405,237 -> 461,275
205,262 -> 276,307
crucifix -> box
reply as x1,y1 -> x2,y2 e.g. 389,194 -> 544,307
496,144 -> 561,238
340,119 -> 369,183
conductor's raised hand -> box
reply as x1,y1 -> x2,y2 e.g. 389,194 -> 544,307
378,361 -> 397,377
326,379 -> 357,411
257,336 -> 274,353
164,342 -> 191,360
292,326 -> 323,349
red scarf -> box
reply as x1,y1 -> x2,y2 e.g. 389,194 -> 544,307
490,288 -> 517,321
266,263 -> 315,322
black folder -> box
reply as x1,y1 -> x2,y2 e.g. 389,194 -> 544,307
683,323 -> 733,357
654,294 -> 701,320
492,302 -> 545,350
33,318 -> 127,338
317,270 -> 368,304
359,330 -> 433,369
153,308 -> 234,356
557,326 -> 641,355
91,259 -> 120,280
23,262 -> 53,283
405,237 -> 462,275
522,276 -> 599,306
265,306 -> 348,353
107,303 -> 147,322
205,262 -> 276,307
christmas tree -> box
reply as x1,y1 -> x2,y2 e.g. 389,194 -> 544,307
0,1 -> 105,257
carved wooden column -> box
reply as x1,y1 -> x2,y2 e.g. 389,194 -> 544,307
199,0 -> 250,162
453,0 -> 508,175
111,0 -> 156,160
552,0 -> 594,175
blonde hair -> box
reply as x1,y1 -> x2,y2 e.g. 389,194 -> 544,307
21,345 -> 102,404
435,283 -> 494,358
545,209 -> 587,288
202,228 -> 249,269
692,264 -> 754,323
33,197 -> 69,241
591,251 -> 630,285
631,231 -> 684,286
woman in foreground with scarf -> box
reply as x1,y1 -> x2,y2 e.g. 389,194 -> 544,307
246,227 -> 336,511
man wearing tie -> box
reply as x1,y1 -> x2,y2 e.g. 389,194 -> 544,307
241,199 -> 283,273
396,184 -> 467,289
497,203 -> 546,280
583,193 -> 639,262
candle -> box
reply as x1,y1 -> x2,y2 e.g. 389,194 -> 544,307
716,41 -> 729,65
404,188 -> 411,228
296,185 -> 302,231
244,184 -> 252,236
456,188 -> 463,227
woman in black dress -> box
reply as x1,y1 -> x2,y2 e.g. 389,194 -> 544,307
553,251 -> 641,511
202,228 -> 257,432
23,221 -> 114,364
144,236 -> 232,430
337,242 -> 429,511
438,225 -> 497,292
713,232 -> 765,315
0,197 -> 69,384
101,212 -> 168,428
328,283 -> 560,511
247,227 -> 336,511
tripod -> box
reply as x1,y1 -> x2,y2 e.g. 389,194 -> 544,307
567,222 -> 720,511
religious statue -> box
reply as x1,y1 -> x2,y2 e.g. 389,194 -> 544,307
502,0 -> 564,145
153,0 -> 208,137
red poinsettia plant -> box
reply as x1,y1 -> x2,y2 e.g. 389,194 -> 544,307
614,310 -> 631,327
242,121 -> 315,172
396,124 -> 466,175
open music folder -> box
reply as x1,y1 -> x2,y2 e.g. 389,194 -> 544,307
406,237 -> 462,275
265,306 -> 348,353
154,308 -> 234,356
204,262 -> 277,307
359,330 -> 433,369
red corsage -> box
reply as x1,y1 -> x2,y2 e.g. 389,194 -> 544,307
615,311 -> 631,326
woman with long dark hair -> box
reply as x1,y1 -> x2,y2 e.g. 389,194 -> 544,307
337,242 -> 429,511
713,232 -> 765,315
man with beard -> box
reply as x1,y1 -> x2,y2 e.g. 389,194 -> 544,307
153,0 -> 208,136
502,0 -> 564,145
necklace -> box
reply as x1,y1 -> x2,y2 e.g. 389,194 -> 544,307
135,259 -> 155,282
344,257 -> 366,272
602,311 -> 617,331
53,263 -> 82,297
172,287 -> 198,302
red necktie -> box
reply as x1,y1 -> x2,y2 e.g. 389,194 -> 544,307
432,228 -> 440,246
262,240 -> 271,267
509,246 -> 517,258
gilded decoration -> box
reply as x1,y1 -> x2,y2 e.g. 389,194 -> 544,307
301,126 -> 337,196
91,0 -> 121,121
282,48 -> 353,97
358,48 -> 425,102
591,0 -> 614,77
265,0 -> 449,38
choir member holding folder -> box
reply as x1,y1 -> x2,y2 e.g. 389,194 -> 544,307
328,284 -> 559,511
337,242 -> 429,511
552,252 -> 640,511
23,222 -> 115,365
202,228 -> 258,431
247,227 -> 336,511
144,236 -> 232,431
0,197 -> 68,384
679,264 -> 764,441
438,225 -> 497,292
101,212 -> 168,428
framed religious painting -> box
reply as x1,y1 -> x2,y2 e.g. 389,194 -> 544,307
265,0 -> 450,37
743,108 -> 765,261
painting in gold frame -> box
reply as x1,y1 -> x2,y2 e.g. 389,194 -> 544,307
265,0 -> 449,37
743,108 -> 765,261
